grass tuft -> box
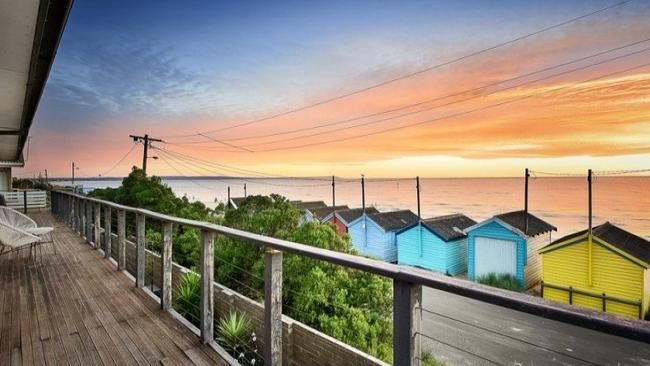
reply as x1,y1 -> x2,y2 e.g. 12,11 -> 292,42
476,272 -> 520,291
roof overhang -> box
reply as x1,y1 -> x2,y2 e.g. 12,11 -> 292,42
0,0 -> 73,165
463,217 -> 529,239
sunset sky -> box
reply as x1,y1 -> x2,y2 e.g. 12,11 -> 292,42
18,0 -> 650,178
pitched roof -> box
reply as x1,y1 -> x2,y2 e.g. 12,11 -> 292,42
310,205 -> 350,221
228,197 -> 246,208
495,210 -> 557,236
368,210 -> 419,232
292,201 -> 327,210
545,222 -> 650,265
336,207 -> 380,225
420,214 -> 477,241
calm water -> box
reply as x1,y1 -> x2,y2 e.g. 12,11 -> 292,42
57,177 -> 650,240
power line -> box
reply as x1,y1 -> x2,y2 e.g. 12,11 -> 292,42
248,61 -> 650,152
237,45 -> 650,150
171,37 -> 650,146
161,0 -> 634,139
594,168 -> 650,175
100,142 -> 139,177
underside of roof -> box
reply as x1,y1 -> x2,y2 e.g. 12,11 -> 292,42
0,0 -> 73,164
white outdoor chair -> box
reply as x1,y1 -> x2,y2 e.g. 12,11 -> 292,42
0,206 -> 54,256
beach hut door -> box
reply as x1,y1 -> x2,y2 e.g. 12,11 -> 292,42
474,237 -> 517,277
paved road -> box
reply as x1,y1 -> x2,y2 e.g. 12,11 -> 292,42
420,287 -> 650,366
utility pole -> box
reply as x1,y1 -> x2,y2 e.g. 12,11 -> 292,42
44,169 -> 48,184
416,176 -> 421,221
244,183 -> 247,197
129,134 -> 163,175
72,162 -> 76,187
227,186 -> 231,207
361,174 -> 365,213
587,169 -> 593,286
524,168 -> 530,234
331,176 -> 336,207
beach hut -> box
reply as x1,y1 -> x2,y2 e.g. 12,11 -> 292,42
348,210 -> 419,263
327,207 -> 380,235
228,197 -> 246,209
310,205 -> 349,224
539,222 -> 650,319
466,210 -> 556,290
396,214 -> 476,275
292,200 -> 328,225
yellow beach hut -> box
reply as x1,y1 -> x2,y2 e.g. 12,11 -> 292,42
539,222 -> 650,319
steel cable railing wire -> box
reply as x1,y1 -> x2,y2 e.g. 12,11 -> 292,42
240,46 -> 650,151
417,331 -> 502,366
170,36 -> 650,146
250,61 -> 650,152
161,0 -> 635,139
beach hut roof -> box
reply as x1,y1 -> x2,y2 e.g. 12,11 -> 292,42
495,210 -> 557,236
229,197 -> 246,208
420,214 -> 477,241
543,222 -> 650,265
336,207 -> 380,225
311,205 -> 350,220
368,210 -> 419,232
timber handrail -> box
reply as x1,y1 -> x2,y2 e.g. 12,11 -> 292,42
50,189 -> 650,366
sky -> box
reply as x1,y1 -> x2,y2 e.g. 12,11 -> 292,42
17,0 -> 650,178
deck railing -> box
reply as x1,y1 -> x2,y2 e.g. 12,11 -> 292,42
50,190 -> 650,366
541,281 -> 644,320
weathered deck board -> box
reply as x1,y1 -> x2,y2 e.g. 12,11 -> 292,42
0,212 -> 228,366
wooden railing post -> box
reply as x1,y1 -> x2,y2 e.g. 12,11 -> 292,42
393,280 -> 422,366
265,248 -> 283,366
80,200 -> 86,238
136,213 -> 146,288
200,229 -> 214,343
85,200 -> 92,244
104,206 -> 112,259
117,209 -> 126,271
161,221 -> 173,310
94,203 -> 101,249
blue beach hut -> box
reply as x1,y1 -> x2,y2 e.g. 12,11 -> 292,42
348,210 -> 419,263
396,214 -> 476,275
465,210 -> 556,290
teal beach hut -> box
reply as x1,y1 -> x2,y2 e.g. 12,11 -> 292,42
465,210 -> 556,290
396,214 -> 476,275
348,210 -> 419,263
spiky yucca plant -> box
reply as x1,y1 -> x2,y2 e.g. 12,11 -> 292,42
173,271 -> 201,325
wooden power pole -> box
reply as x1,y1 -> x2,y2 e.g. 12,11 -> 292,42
130,134 -> 163,175
524,168 -> 530,234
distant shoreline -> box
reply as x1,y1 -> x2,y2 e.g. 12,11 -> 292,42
47,175 -> 650,181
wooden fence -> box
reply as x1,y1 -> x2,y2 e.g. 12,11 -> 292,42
1,189 -> 47,211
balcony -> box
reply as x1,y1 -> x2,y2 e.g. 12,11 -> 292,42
1,191 -> 649,365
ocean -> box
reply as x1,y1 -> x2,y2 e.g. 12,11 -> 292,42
57,176 -> 650,240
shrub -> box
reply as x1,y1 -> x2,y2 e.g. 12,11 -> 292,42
173,271 -> 201,325
421,351 -> 445,366
217,312 -> 260,365
476,272 -> 520,291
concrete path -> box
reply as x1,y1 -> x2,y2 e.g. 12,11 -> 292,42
421,287 -> 650,366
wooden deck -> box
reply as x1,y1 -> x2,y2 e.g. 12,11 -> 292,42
0,212 -> 228,366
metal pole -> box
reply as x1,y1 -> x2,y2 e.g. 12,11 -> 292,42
332,175 -> 336,207
244,183 -> 247,198
588,169 -> 593,236
416,176 -> 421,220
524,168 -> 529,235
23,190 -> 27,214
227,186 -> 231,207
142,134 -> 149,175
588,169 -> 593,286
71,162 -> 75,187
361,174 -> 365,213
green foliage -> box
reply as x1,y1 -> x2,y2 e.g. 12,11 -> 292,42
91,175 -> 393,363
476,272 -> 520,291
173,271 -> 201,325
216,311 -> 260,365
421,351 -> 446,366
216,195 -> 393,362
89,167 -> 216,268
